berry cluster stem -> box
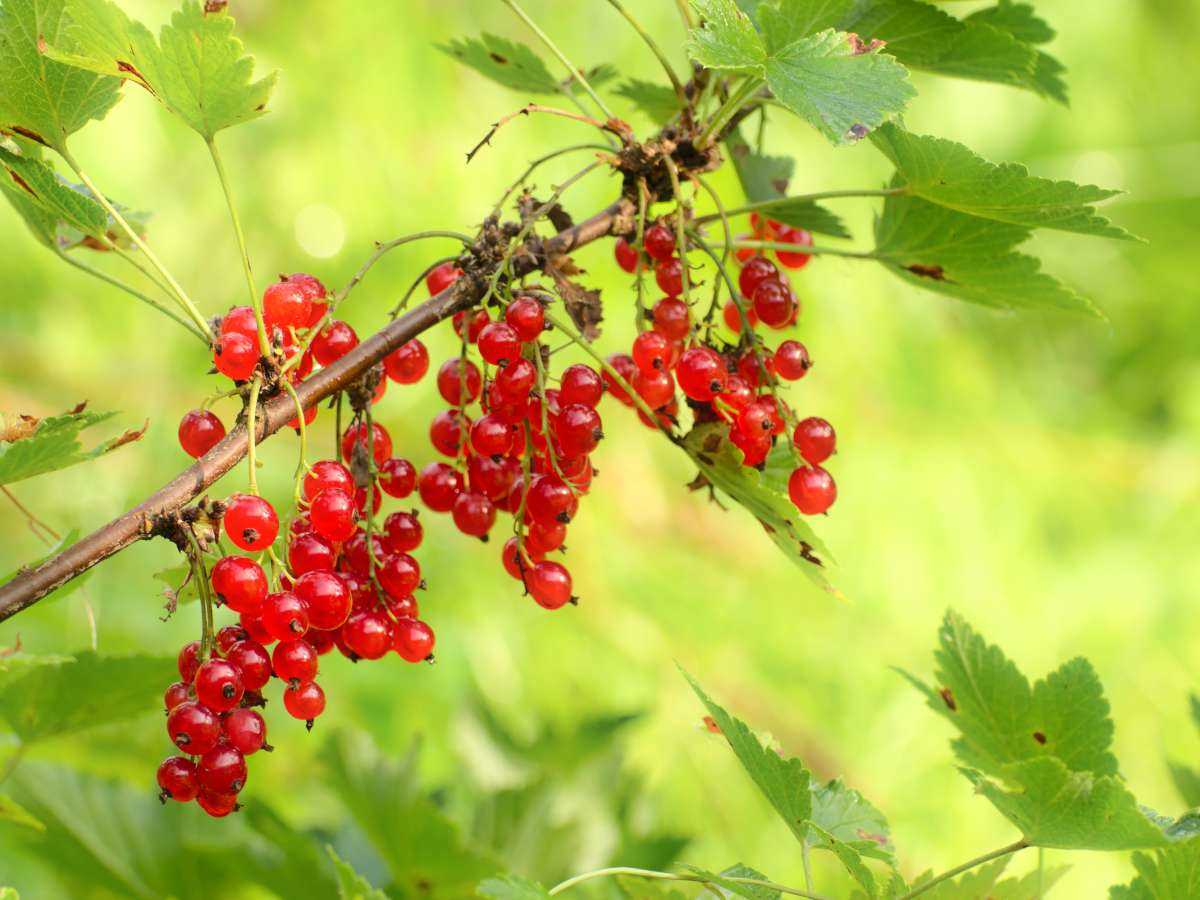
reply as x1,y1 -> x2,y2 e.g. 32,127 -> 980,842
184,527 -> 216,660
246,376 -> 263,495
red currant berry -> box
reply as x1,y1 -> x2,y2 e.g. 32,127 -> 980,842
313,320 -> 359,366
470,414 -> 513,457
525,560 -> 573,610
273,639 -> 319,684
469,455 -> 518,501
655,257 -> 684,296
643,223 -> 676,262
734,232 -> 759,263
774,340 -> 811,380
384,594 -> 418,620
738,256 -> 779,298
436,357 -> 482,405
262,591 -> 310,642
722,298 -> 758,333
166,700 -> 221,755
210,556 -> 268,614
178,409 -> 225,458
343,610 -> 393,660
378,552 -> 421,599
477,322 -> 522,367
196,789 -> 239,818
751,278 -> 795,329
177,640 -> 202,682
493,357 -> 536,402
634,367 -> 676,410
308,488 -> 358,542
340,530 -> 384,577
164,680 -> 190,711
715,374 -> 754,420
215,626 -> 248,656
603,354 -> 638,405
303,460 -> 354,502
614,237 -> 640,273
632,331 -> 671,374
393,618 -> 435,662
453,308 -> 490,343
307,628 -> 338,655
213,332 -> 258,381
379,457 -> 417,498
294,570 -> 352,631
286,272 -> 328,326
505,296 -> 545,341
651,297 -> 691,341
263,279 -> 312,329
418,462 -> 463,512
426,262 -> 462,295
526,519 -> 567,554
554,403 -> 603,457
341,421 -> 393,467
225,640 -> 272,691
501,536 -> 537,580
737,351 -> 776,388
793,417 -> 836,464
452,491 -> 496,538
221,305 -> 258,339
283,680 -> 326,723
382,510 -> 423,553
193,658 -> 244,713
556,364 -> 602,409
526,475 -> 574,527
429,408 -> 469,457
223,708 -> 267,755
198,744 -> 247,795
384,339 -> 430,384
774,225 -> 813,268
676,347 -> 728,402
238,608 -> 274,646
730,426 -> 771,467
223,494 -> 279,553
157,756 -> 199,802
788,465 -> 836,514
288,531 -> 336,575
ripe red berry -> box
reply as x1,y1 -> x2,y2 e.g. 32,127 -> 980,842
429,408 -> 468,457
643,223 -> 676,262
453,307 -> 490,343
218,627 -> 250,657
654,257 -> 684,297
426,262 -> 462,295
308,488 -> 357,542
221,305 -> 258,339
223,494 -> 279,553
223,708 -> 267,755
384,339 -> 430,384
238,610 -> 274,646
526,475 -> 574,527
193,659 -> 244,713
774,224 -> 813,268
198,744 -> 247,795
225,640 -> 272,691
738,256 -> 779,298
452,491 -> 496,538
196,789 -> 239,818
177,640 -> 202,682
263,279 -> 312,329
613,236 -> 640,273
341,421 -> 393,467
418,462 -> 463,512
505,296 -> 545,341
283,680 -> 326,722
632,331 -> 672,374
525,561 -> 573,610
288,531 -> 336,575
651,297 -> 691,341
676,347 -> 728,402
262,591 -> 310,642
477,322 -> 523,366
501,536 -> 536,580
157,756 -> 199,802
723,298 -> 759,333
273,639 -> 319,683
303,460 -> 354,502
603,354 -> 638,405
556,364 -> 602,409
378,552 -> 421,599
788,465 -> 836,514
343,610 -> 393,660
730,426 -> 771,467
313,320 -> 359,366
634,367 -> 675,410
213,332 -> 258,381
526,519 -> 567,554
469,414 -> 512,458
166,700 -> 221,755
555,403 -> 603,457
286,272 -> 328,326
715,374 -> 754,420
382,510 -> 423,553
379,457 -> 417,497
493,357 -> 536,402
436,357 -> 483,404
751,278 -> 795,329
737,351 -> 776,388
393,618 -> 435,662
294,570 -> 352,631
164,680 -> 190,712
178,409 -> 225,458
793,417 -> 836,464
469,455 -> 518,501
774,340 -> 811,380
210,556 -> 268,614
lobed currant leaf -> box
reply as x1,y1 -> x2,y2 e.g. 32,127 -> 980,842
725,127 -> 794,203
0,0 -> 121,154
808,778 -> 895,864
964,1 -> 1066,102
686,0 -> 765,72
476,874 -> 553,899
438,33 -> 615,98
613,79 -> 683,125
1109,838 -> 1200,899
151,563 -> 199,607
326,845 -> 388,900
44,0 -> 277,140
0,405 -> 142,486
902,857 -> 1069,898
0,144 -> 106,237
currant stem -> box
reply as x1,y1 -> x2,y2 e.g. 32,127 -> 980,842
492,142 -> 612,219
60,151 -> 213,341
546,866 -> 829,899
604,0 -> 687,105
246,376 -> 263,495
2,486 -> 60,544
282,380 -> 309,506
185,527 -> 216,661
691,175 -> 734,336
207,138 -> 270,358
532,336 -> 576,494
633,178 -> 650,334
900,840 -> 1030,900
698,77 -> 764,148
664,157 -> 692,302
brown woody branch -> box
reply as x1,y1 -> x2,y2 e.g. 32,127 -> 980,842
0,200 -> 629,624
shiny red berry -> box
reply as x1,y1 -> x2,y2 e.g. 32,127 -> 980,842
341,421 -> 392,467
429,408 -> 468,457
294,570 -> 352,631
614,237 -> 640,273
654,257 -> 684,297
393,618 -> 435,662
196,789 -> 239,818
774,340 -> 811,380
651,297 -> 690,341
477,322 -> 522,366
722,298 -> 758,333
379,457 -> 417,497
793,417 -> 836,464
470,414 -> 513,457
223,708 -> 267,755
383,339 -> 430,384
193,659 -> 244,713
343,610 -> 393,660
273,639 -> 319,683
283,680 -> 326,722
632,331 -> 671,374
308,488 -> 357,542
436,357 -> 482,405
418,462 -> 463,512
751,278 -> 795,329
288,531 -> 336,575
303,460 -> 354,502
452,491 -> 496,538
676,347 -> 728,402
166,700 -> 221,755
223,494 -> 279,553
213,332 -> 258,381
157,756 -> 199,802
643,223 -> 676,262
221,305 -> 258,339
426,262 -> 462,295
526,475 -> 574,527
313,320 -> 359,366
210,556 -> 268,614
505,296 -> 545,341
555,403 -> 603,457
603,354 -> 637,405
225,640 -> 272,691
788,465 -> 837,514
557,364 -> 603,408
177,641 -> 202,682
738,256 -> 779,298
178,409 -> 225,458
453,308 -> 490,343
774,225 -> 813,268
525,561 -> 573,610
263,279 -> 312,329
198,744 -> 247,795
382,510 -> 423,553
493,357 -> 535,402
262,590 -> 310,642
164,680 -> 190,712
378,552 -> 421,599
634,367 -> 675,410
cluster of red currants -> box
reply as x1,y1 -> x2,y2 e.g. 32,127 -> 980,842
611,218 -> 838,516
414,264 -> 591,611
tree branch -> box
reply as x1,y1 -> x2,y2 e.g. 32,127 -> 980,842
0,200 -> 629,624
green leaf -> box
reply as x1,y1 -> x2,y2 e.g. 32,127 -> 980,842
0,406 -> 141,486
683,422 -> 839,596
1168,762 -> 1200,808
0,651 -> 174,742
873,191 -> 1099,315
762,29 -> 914,145
0,0 -> 121,153
726,127 -> 794,202
0,792 -> 44,831
902,611 -> 1118,779
1109,839 -> 1200,899
0,530 -> 92,607
477,874 -> 553,899
964,2 -> 1055,46
438,34 -> 562,94
739,196 -> 850,238
872,123 -> 1133,239
0,145 -> 106,236
809,778 -> 894,863
905,858 -> 1068,898
0,652 -> 74,694
614,79 -> 683,125
756,0 -> 857,51
682,864 -> 780,898
327,846 -> 388,900
687,0 -> 765,72
323,732 -> 501,898
46,0 -> 276,140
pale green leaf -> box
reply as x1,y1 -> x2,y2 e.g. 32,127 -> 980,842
738,196 -> 850,238
0,888 -> 17,899
327,846 -> 388,900
0,145 -> 105,235
683,422 -> 838,596
810,823 -> 882,897
0,406 -> 141,485
687,0 -> 765,71
988,865 -> 1069,899
614,79 -> 683,125
763,29 -> 915,144
964,2 -> 1055,45
905,858 -> 1068,899
809,778 -> 895,863
682,864 -> 780,898
1109,839 -> 1200,899
0,792 -> 44,831
757,0 -> 856,51
438,34 -> 561,94
477,874 -> 553,899
0,0 -> 121,153
0,651 -> 174,742
726,127 -> 794,201
872,123 -> 1132,238
46,0 -> 276,140
0,652 -> 74,693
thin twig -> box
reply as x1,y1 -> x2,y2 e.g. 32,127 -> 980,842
467,104 -> 624,163
605,0 -> 686,104
900,840 -> 1030,900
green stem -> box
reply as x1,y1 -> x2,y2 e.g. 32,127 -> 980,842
697,187 -> 907,224
502,0 -> 616,120
56,248 -> 206,342
900,840 -> 1029,900
673,0 -> 695,28
0,742 -> 26,786
664,157 -> 692,303
532,336 -> 575,493
605,0 -> 687,104
61,150 -> 212,340
185,528 -> 216,660
282,380 -> 309,506
492,142 -> 612,219
547,867 -> 828,899
207,138 -> 269,357
389,257 -> 456,319
246,377 -> 262,495
730,239 -> 879,260
633,178 -> 650,333
698,77 -> 763,148
691,175 -> 733,334
802,843 -> 813,894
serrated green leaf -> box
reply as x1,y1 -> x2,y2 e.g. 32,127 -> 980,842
0,792 -> 44,831
809,822 -> 884,897
477,874 -> 552,899
327,846 -> 388,900
0,406 -> 141,486
439,34 -> 561,94
0,651 -> 173,742
726,127 -> 794,202
683,422 -> 838,596
0,530 -> 92,607
905,858 -> 1068,899
46,0 -> 275,140
756,0 -> 857,51
872,123 -> 1132,239
1109,839 -> 1200,899
737,196 -> 850,238
687,0 -> 765,71
873,191 -> 1099,315
323,732 -> 500,898
682,669 -> 813,845
965,2 -> 1055,45
809,778 -> 894,863
0,0 -> 121,153
614,79 -> 683,125
903,611 -> 1118,779
988,865 -> 1068,899
0,145 -> 106,236
0,652 -> 74,694
682,864 -> 780,898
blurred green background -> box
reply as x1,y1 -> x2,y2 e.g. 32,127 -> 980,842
2,0 -> 1199,896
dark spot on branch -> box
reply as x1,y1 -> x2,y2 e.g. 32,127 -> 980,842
939,687 -> 957,711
